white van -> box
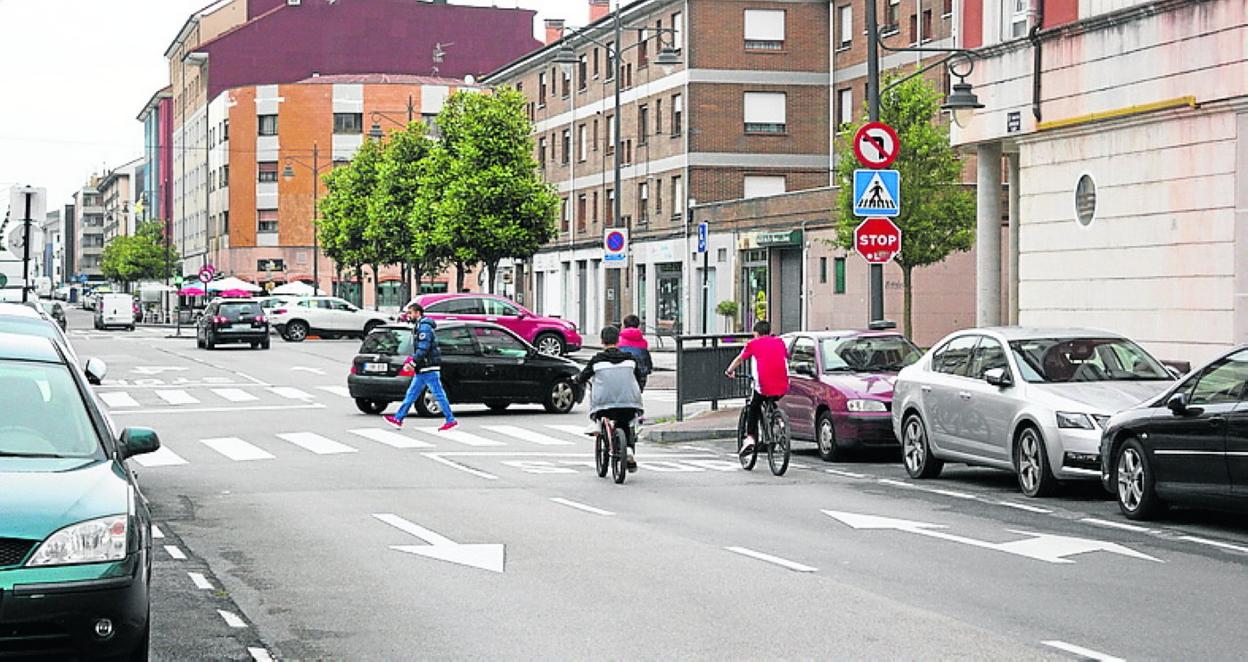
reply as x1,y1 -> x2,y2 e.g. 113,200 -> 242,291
95,293 -> 135,331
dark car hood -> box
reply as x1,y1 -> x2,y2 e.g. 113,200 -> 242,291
0,458 -> 129,541
820,372 -> 898,399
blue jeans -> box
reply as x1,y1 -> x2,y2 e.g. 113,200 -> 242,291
394,370 -> 456,425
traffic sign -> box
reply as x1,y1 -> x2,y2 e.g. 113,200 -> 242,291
853,169 -> 900,217
852,121 -> 900,168
697,222 -> 709,253
197,264 -> 216,284
854,217 -> 901,264
603,228 -> 628,268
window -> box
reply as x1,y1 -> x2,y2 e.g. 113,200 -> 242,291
257,209 -> 278,233
606,116 -> 616,154
577,194 -> 587,232
561,129 -> 571,164
944,0 -> 953,16
538,136 -> 547,167
838,5 -> 853,48
1010,0 -> 1030,38
577,124 -> 587,161
672,94 -> 683,135
819,257 -> 828,284
1009,338 -> 1171,383
637,29 -> 649,68
909,13 -> 918,44
638,105 -> 649,145
561,197 -> 569,232
623,140 -> 632,164
671,176 -> 683,218
605,42 -> 615,80
837,88 -> 854,129
606,188 -> 615,224
592,191 -> 599,224
592,118 -> 599,151
1186,350 -> 1248,405
744,175 -> 786,199
593,48 -> 600,78
481,298 -> 520,316
438,326 -> 475,356
655,98 -> 663,135
258,161 -> 278,183
654,177 -> 662,215
333,113 -> 363,134
426,297 -> 483,315
258,114 -> 278,136
744,92 -> 786,133
578,55 -> 588,90
790,337 -> 817,375
834,257 -> 846,293
744,9 -> 785,50
561,68 -> 571,98
538,72 -> 547,106
222,119 -> 229,141
671,11 -> 683,50
637,182 -> 649,223
472,326 -> 529,358
969,339 -> 1009,380
932,335 -> 979,376
922,9 -> 932,41
885,0 -> 900,33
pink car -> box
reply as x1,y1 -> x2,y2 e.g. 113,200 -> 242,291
409,294 -> 582,356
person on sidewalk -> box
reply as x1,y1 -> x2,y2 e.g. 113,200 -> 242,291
617,314 -> 652,391
724,320 -> 789,457
384,302 -> 458,432
576,326 -> 645,472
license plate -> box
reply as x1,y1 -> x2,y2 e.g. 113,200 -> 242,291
231,324 -> 253,331
363,363 -> 389,373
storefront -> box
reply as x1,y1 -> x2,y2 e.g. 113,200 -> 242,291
737,229 -> 804,334
655,262 -> 683,334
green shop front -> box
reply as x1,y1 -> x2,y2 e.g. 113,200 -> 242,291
736,229 -> 804,334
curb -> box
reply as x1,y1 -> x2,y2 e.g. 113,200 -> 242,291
640,427 -> 737,444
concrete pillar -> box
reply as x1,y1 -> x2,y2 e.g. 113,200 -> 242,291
1007,152 -> 1021,325
976,142 -> 1003,327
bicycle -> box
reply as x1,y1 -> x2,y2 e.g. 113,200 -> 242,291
734,391 -> 791,476
594,414 -> 635,484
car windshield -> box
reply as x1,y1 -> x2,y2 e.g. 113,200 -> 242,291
0,359 -> 103,459
821,335 -> 922,372
0,317 -> 57,342
1009,337 -> 1171,383
361,329 -> 413,356
217,302 -> 262,320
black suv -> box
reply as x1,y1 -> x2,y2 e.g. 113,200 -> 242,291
196,299 -> 270,350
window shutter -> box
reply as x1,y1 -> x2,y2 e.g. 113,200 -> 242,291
744,10 -> 785,42
744,92 -> 786,125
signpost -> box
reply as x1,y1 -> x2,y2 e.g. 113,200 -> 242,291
602,228 -> 628,268
854,218 -> 902,264
852,121 -> 902,324
697,222 -> 709,333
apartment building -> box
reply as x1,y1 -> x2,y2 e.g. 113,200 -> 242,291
137,87 -> 174,229
98,158 -> 141,243
71,181 -> 106,282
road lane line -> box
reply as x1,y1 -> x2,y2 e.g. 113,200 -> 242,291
201,437 -> 275,462
997,501 -> 1053,514
276,432 -> 359,455
924,487 -> 978,500
316,385 -> 351,397
1177,535 -> 1248,554
417,428 -> 505,447
348,427 -> 435,449
211,388 -> 259,402
422,453 -> 499,480
1041,640 -> 1124,662
218,610 -> 247,629
151,525 -> 164,539
188,572 -> 213,590
269,386 -> 315,400
111,403 -> 325,416
132,446 -> 189,467
725,547 -> 817,573
154,389 -> 199,405
485,425 -> 574,446
164,545 -> 187,560
99,391 -> 140,408
248,648 -> 275,662
825,468 -> 870,478
546,424 -> 594,438
550,497 -> 614,516
1080,517 -> 1153,533
877,478 -> 914,488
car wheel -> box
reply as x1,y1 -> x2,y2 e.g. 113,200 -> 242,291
534,332 -> 566,356
901,413 -> 943,479
364,320 -> 382,336
260,336 -> 271,350
196,332 -> 204,349
355,398 -> 388,415
285,320 -> 309,342
816,410 -> 840,462
129,615 -> 150,661
485,401 -> 511,412
543,379 -> 576,414
414,389 -> 442,418
1015,426 -> 1058,498
1116,438 -> 1164,520
205,332 -> 216,351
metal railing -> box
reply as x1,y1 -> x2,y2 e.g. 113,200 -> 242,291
675,333 -> 753,421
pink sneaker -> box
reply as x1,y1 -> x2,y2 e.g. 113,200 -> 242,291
438,421 -> 459,432
383,415 -> 403,430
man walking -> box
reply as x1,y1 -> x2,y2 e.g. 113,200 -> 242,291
385,302 -> 458,431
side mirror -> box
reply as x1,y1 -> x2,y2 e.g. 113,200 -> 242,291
119,427 -> 161,459
984,367 -> 1013,387
1167,392 -> 1188,415
516,311 -> 528,319
84,357 -> 108,385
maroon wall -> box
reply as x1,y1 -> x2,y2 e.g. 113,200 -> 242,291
203,0 -> 541,100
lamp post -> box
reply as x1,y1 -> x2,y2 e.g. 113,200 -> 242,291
367,95 -> 417,140
282,143 -> 322,293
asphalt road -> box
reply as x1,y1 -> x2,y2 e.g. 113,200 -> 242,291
62,309 -> 1248,661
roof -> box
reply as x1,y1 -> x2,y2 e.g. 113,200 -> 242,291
293,73 -> 482,87
967,326 -> 1124,341
136,86 -> 173,121
163,0 -> 236,58
783,330 -> 906,339
0,303 -> 43,320
0,332 -> 60,363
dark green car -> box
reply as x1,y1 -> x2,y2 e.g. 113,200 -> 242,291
0,332 -> 161,659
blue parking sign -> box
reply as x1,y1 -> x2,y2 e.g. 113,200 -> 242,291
853,169 -> 901,217
697,222 -> 708,253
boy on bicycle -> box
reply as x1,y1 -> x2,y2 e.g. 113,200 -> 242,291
724,320 -> 789,456
576,325 -> 646,472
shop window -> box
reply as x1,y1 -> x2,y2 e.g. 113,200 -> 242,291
378,281 -> 403,308
656,263 -> 682,332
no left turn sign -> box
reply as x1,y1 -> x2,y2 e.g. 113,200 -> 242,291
853,122 -> 900,169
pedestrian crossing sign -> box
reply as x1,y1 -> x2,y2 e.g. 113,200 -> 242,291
853,169 -> 900,217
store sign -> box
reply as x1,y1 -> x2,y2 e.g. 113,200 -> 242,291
258,259 -> 286,272
755,230 -> 803,247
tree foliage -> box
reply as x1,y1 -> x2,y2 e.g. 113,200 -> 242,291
831,73 -> 976,336
319,138 -> 384,275
101,220 -> 178,288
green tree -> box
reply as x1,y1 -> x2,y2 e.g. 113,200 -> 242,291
832,74 -> 976,337
100,221 -> 179,290
319,138 -> 384,303
369,121 -> 433,304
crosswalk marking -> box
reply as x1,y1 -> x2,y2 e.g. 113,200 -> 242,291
269,386 -> 314,400
132,446 -> 189,467
348,427 -> 435,449
484,425 -> 574,446
316,385 -> 351,398
99,391 -> 140,408
415,427 -> 505,447
155,390 -> 199,405
546,424 -> 593,439
211,388 -> 259,402
201,437 -> 275,461
276,432 -> 358,455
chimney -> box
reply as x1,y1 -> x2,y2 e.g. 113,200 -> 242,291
589,0 -> 610,24
544,18 -> 565,45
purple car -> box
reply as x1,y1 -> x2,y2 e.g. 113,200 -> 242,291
409,294 -> 583,356
781,330 -> 923,461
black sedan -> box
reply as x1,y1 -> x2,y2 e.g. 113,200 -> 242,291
196,299 -> 270,350
348,322 -> 584,416
1101,346 -> 1248,519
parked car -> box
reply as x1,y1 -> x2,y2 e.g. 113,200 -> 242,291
1100,346 -> 1248,520
892,328 -> 1175,497
94,293 -> 135,331
256,295 -> 296,313
348,321 -> 584,416
0,302 -> 102,383
269,296 -> 391,342
0,332 -> 160,659
24,299 -> 67,331
196,299 -> 270,350
407,294 -> 582,356
781,330 -> 923,461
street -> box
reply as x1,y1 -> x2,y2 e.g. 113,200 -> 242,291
62,309 -> 1248,661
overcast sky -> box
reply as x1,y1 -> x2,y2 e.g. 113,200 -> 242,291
0,0 -> 589,209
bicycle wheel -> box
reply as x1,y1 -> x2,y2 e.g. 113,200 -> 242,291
767,407 -> 791,476
594,429 -> 609,478
611,429 -> 628,484
737,407 -> 757,471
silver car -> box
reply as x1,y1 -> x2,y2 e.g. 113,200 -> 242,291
891,328 -> 1175,497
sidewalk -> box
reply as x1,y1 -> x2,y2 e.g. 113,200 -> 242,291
640,406 -> 740,444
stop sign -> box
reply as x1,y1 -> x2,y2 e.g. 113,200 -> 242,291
854,217 -> 902,264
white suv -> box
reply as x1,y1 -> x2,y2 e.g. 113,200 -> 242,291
269,297 -> 392,342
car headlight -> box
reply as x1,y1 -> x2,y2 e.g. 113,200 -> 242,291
846,399 -> 888,413
26,515 -> 129,567
1056,411 -> 1094,430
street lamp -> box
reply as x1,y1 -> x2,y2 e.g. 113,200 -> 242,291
282,143 -> 323,293
940,56 -> 985,128
368,96 -> 417,141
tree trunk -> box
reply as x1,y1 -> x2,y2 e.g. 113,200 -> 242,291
354,265 -> 364,308
455,261 -> 466,292
371,263 -> 380,311
902,264 -> 913,340
486,261 -> 499,294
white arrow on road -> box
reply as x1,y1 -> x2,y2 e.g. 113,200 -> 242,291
131,366 -> 190,375
822,510 -> 1162,565
292,366 -> 326,375
373,513 -> 505,573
